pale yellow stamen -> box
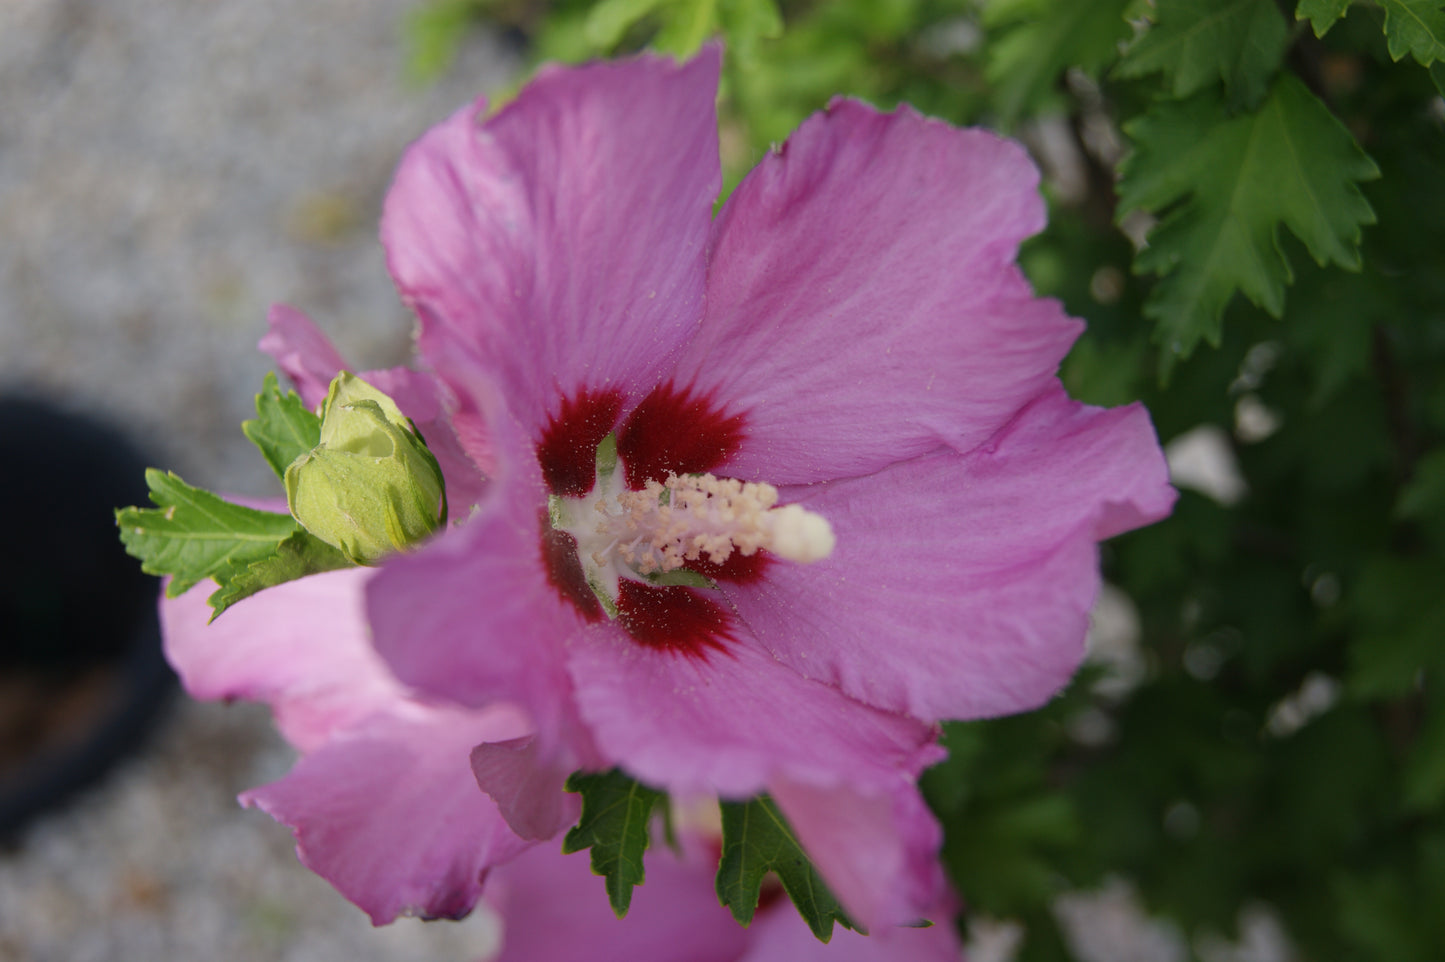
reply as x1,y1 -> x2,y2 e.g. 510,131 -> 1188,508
593,472 -> 835,575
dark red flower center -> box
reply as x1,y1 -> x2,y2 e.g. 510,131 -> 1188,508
535,382 -> 760,657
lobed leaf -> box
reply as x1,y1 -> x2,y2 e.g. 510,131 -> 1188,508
716,795 -> 852,941
206,529 -> 353,619
561,769 -> 664,917
242,371 -> 322,479
1297,0 -> 1445,64
1379,0 -> 1445,65
1117,75 -> 1379,371
1296,0 -> 1351,35
1116,0 -> 1290,108
116,469 -> 300,598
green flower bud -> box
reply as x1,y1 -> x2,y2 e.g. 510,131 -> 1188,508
284,372 -> 447,565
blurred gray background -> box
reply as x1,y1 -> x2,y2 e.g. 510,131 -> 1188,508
0,0 -> 514,497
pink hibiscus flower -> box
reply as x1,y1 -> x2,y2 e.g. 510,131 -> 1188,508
333,45 -> 1177,930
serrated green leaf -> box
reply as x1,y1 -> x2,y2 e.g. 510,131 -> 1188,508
1380,0 -> 1445,64
242,372 -> 322,479
1296,0 -> 1350,35
717,795 -> 852,941
1117,0 -> 1290,107
982,0 -> 1133,127
206,529 -> 353,619
116,469 -> 299,597
1297,1 -> 1445,63
562,769 -> 664,917
1118,75 -> 1379,369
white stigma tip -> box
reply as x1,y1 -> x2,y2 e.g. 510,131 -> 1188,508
765,503 -> 836,564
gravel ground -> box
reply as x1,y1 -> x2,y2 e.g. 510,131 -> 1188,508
0,0 -> 515,496
0,702 -> 500,962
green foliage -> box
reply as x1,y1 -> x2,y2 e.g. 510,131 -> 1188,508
576,0 -> 782,57
404,0 -> 488,84
1347,556 -> 1445,699
1297,0 -> 1353,34
982,0 -> 1133,127
1333,832 -> 1445,961
1376,0 -> 1445,63
1115,0 -> 1290,107
924,695 -> 1089,957
115,470 -> 355,619
557,769 -> 852,936
205,530 -> 353,614
116,469 -> 301,599
242,372 -> 321,479
716,795 -> 852,940
561,769 -> 665,916
1298,0 -> 1445,64
1118,75 -> 1379,371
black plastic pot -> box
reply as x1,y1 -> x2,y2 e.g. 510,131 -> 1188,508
0,393 -> 176,840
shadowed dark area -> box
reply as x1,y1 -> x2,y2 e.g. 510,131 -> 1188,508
0,393 -> 175,839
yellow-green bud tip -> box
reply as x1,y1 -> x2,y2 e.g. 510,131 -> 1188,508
284,372 -> 446,565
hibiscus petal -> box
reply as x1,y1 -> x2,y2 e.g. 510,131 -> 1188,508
726,388 -> 1176,721
241,704 -> 532,925
769,777 -> 945,932
566,629 -> 942,800
367,503 -> 577,733
365,403 -> 609,782
470,734 -> 580,841
383,49 -> 721,427
488,843 -> 748,962
260,303 -> 349,408
674,98 -> 1081,484
160,568 -> 400,753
